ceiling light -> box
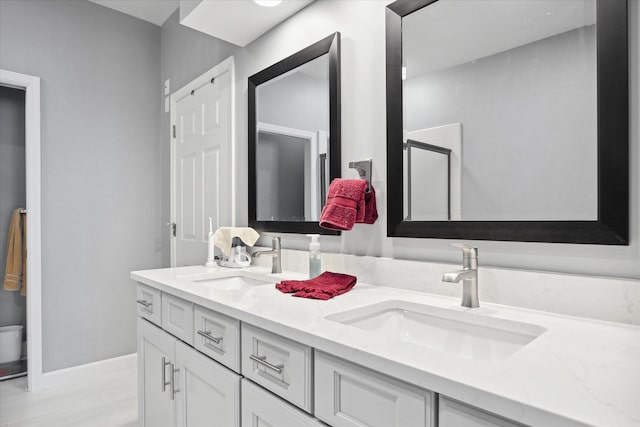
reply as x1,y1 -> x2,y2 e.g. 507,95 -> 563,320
254,0 -> 282,7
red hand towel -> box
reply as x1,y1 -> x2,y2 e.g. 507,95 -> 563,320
320,179 -> 367,231
362,184 -> 378,224
276,272 -> 357,300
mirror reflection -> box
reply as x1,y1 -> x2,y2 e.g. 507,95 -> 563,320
402,0 -> 597,221
256,55 -> 330,222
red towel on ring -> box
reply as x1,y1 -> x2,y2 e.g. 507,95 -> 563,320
320,179 -> 378,230
276,271 -> 357,300
363,185 -> 378,224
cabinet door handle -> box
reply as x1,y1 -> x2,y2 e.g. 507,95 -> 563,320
197,330 -> 222,344
170,363 -> 180,400
137,299 -> 153,308
161,357 -> 171,392
249,354 -> 284,374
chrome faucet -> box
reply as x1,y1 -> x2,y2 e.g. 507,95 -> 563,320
252,235 -> 282,274
442,244 -> 479,308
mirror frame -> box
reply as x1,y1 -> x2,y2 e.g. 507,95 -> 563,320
248,32 -> 341,235
386,0 -> 629,244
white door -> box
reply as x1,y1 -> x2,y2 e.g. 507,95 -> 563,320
173,63 -> 233,266
137,318 -> 176,427
175,341 -> 241,427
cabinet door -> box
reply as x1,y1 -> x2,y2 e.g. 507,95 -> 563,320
439,397 -> 525,427
315,351 -> 435,427
138,318 -> 176,427
241,379 -> 325,427
175,341 -> 241,427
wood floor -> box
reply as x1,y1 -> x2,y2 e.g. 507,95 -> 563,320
0,366 -> 137,427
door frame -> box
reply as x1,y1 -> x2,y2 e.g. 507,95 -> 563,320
0,69 -> 43,391
256,122 -> 320,221
169,56 -> 236,267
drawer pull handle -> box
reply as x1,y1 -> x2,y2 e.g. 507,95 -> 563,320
197,330 -> 222,344
137,299 -> 153,309
161,357 -> 171,392
249,354 -> 284,374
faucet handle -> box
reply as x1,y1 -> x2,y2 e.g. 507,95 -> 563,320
451,243 -> 478,259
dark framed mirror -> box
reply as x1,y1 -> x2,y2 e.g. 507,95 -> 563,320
386,0 -> 628,244
249,32 -> 341,235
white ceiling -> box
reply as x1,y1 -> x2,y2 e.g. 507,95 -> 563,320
88,0 -> 314,46
403,0 -> 596,78
180,0 -> 314,47
88,0 -> 179,26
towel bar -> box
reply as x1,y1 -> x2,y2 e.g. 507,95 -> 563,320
348,159 -> 372,192
19,209 -> 27,214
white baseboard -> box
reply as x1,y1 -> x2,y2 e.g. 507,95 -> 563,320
37,353 -> 137,391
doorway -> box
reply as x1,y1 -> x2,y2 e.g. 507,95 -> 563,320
0,85 -> 26,380
0,69 -> 42,391
170,57 -> 236,267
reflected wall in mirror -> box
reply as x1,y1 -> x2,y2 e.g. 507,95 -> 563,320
249,32 -> 341,234
386,0 -> 628,244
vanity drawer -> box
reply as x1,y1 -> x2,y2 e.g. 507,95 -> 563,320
135,283 -> 161,326
161,293 -> 194,345
193,305 -> 240,372
439,397 -> 525,427
242,379 -> 325,427
315,351 -> 436,427
241,324 -> 313,413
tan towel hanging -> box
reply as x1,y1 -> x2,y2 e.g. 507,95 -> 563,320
4,208 -> 26,296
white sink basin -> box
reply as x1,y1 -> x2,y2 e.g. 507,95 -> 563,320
177,271 -> 274,290
326,300 -> 546,363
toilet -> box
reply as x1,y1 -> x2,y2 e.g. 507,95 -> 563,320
0,325 -> 24,364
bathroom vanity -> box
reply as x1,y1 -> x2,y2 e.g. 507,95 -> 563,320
132,266 -> 640,427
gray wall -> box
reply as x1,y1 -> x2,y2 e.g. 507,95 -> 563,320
159,11 -> 239,267
257,58 -> 329,132
257,133 -> 306,221
0,0 -> 162,372
404,26 -> 597,221
0,86 -> 26,333
227,0 -> 640,280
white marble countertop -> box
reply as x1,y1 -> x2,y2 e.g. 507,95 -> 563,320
131,266 -> 640,427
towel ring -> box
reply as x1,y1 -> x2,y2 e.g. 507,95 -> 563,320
348,159 -> 372,192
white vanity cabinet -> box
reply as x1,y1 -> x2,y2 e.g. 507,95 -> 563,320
439,397 -> 525,427
315,351 -> 436,427
137,318 -> 241,427
134,279 -> 532,427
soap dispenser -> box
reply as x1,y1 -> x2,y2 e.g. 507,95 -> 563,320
307,234 -> 321,278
